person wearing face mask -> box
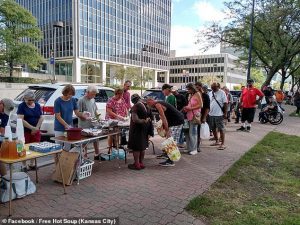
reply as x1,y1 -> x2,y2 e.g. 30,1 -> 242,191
208,83 -> 228,150
237,79 -> 264,132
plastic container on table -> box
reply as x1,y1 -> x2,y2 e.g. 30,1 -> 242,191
66,128 -> 83,140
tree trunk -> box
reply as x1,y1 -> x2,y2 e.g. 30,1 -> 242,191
262,68 -> 276,89
280,69 -> 286,90
9,61 -> 13,78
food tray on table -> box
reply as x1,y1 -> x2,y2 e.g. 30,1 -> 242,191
81,128 -> 103,137
29,142 -> 62,153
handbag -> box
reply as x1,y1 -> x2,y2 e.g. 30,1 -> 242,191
188,93 -> 201,125
0,172 -> 36,203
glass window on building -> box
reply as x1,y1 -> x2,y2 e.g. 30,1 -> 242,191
81,60 -> 101,83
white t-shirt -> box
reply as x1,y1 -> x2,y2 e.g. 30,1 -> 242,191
209,90 -> 228,116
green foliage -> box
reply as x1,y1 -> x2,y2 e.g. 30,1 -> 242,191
198,0 -> 300,88
0,0 -> 44,76
0,76 -> 48,83
251,68 -> 265,88
187,132 -> 300,225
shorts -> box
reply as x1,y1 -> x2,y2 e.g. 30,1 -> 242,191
209,116 -> 225,131
241,108 -> 256,123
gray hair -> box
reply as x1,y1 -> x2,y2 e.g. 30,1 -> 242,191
23,90 -> 35,100
86,85 -> 98,93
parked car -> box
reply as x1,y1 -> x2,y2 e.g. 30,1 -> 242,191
142,88 -> 188,101
13,83 -> 114,137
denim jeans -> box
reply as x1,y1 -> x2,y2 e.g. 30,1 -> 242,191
185,121 -> 198,152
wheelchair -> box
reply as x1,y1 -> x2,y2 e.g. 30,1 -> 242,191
259,105 -> 283,125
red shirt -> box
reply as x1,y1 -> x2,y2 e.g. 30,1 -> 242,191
241,87 -> 264,108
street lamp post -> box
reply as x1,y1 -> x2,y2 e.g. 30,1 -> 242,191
51,21 -> 64,83
140,46 -> 148,95
247,0 -> 255,81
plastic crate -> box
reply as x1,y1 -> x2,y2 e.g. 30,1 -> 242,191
79,159 -> 94,180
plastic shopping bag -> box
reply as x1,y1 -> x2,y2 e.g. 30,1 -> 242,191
155,119 -> 166,137
200,122 -> 210,139
161,137 -> 181,162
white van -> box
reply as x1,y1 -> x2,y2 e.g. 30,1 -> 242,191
14,83 -> 114,137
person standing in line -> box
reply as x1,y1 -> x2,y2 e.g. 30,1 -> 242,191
237,79 -> 264,132
78,85 -> 101,160
208,82 -> 228,150
183,83 -> 203,155
275,89 -> 285,111
171,86 -> 187,148
195,82 -> 210,152
293,91 -> 300,115
223,87 -> 233,122
146,98 -> 184,166
123,80 -> 132,110
162,84 -> 177,108
127,94 -> 151,170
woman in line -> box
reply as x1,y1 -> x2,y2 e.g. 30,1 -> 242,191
54,84 -> 86,150
183,83 -> 203,155
127,94 -> 151,170
17,90 -> 44,171
106,88 -> 128,153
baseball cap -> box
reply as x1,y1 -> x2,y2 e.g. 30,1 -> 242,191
162,84 -> 173,90
1,98 -> 15,115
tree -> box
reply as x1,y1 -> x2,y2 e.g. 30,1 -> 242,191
114,66 -> 126,83
197,0 -> 300,88
0,0 -> 44,77
251,68 -> 265,88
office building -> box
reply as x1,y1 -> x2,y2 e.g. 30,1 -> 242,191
16,0 -> 171,85
169,53 -> 247,89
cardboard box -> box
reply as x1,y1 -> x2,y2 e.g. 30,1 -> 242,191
52,150 -> 79,186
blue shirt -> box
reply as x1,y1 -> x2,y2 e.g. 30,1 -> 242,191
54,97 -> 78,131
0,113 -> 9,129
17,102 -> 42,132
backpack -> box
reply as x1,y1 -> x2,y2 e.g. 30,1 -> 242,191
0,172 -> 36,203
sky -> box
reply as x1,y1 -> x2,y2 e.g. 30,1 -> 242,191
171,0 -> 226,57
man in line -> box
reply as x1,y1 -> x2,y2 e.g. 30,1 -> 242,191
208,83 -> 228,150
162,84 -> 176,108
146,97 -> 184,166
237,79 -> 264,132
123,80 -> 132,110
195,82 -> 210,152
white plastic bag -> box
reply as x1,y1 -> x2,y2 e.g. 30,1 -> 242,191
200,122 -> 210,139
155,119 -> 166,137
161,137 -> 181,162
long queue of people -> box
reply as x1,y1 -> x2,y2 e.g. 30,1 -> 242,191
1,79 -> 297,173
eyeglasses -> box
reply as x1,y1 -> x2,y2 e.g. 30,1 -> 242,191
26,99 -> 35,102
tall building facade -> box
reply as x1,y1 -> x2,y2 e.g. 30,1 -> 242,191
169,53 -> 247,89
16,0 -> 171,85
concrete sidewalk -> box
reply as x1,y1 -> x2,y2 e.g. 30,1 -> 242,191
0,105 -> 299,225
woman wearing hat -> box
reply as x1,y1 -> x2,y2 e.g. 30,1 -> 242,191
127,94 -> 151,170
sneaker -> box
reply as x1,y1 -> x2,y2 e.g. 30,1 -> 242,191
189,151 -> 198,155
177,144 -> 185,149
156,153 -> 168,159
159,160 -> 175,167
237,126 -> 246,131
246,126 -> 251,132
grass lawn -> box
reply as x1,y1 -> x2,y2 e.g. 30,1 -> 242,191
290,111 -> 300,118
186,132 -> 300,225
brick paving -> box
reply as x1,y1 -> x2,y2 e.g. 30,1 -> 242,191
0,105 -> 299,225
